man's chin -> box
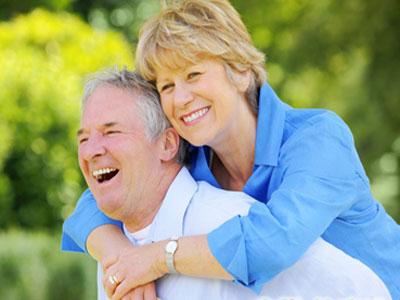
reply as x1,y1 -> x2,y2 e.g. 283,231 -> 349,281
95,196 -> 121,219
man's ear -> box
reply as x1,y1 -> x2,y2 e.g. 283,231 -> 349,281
157,127 -> 180,162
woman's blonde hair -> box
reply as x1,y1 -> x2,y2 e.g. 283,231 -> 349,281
135,0 -> 267,113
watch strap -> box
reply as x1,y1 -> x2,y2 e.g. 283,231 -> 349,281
165,237 -> 179,274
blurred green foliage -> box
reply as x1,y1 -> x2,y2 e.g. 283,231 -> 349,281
0,230 -> 96,300
0,1 -> 398,298
231,0 -> 400,219
0,9 -> 133,230
0,0 -> 399,233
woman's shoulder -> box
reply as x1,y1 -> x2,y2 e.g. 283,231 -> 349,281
283,108 -> 354,145
286,108 -> 347,131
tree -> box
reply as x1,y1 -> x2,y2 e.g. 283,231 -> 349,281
231,0 -> 400,221
0,9 -> 134,230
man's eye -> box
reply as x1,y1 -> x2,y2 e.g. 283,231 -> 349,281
105,130 -> 120,135
79,138 -> 88,145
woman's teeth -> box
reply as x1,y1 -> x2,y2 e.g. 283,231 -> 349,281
183,107 -> 209,123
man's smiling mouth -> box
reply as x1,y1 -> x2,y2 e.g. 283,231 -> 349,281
92,168 -> 119,183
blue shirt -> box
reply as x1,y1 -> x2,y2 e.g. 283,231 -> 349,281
62,83 -> 400,298
97,168 -> 391,300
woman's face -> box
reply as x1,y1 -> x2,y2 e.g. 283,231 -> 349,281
155,57 -> 250,147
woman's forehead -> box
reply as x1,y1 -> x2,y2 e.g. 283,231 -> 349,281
153,48 -> 199,71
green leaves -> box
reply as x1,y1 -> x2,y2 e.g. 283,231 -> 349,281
0,9 -> 133,229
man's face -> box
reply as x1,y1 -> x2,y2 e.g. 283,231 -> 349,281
77,85 -> 162,221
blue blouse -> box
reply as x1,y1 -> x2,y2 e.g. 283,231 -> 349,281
62,83 -> 400,298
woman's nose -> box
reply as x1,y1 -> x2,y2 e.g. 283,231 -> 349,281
174,82 -> 193,108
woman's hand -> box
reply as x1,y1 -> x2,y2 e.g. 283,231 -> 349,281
118,282 -> 157,300
102,241 -> 167,300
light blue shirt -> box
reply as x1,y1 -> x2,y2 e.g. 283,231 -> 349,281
62,83 -> 400,298
97,167 -> 391,300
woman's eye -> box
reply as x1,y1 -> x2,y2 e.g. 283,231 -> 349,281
160,83 -> 174,93
188,72 -> 201,80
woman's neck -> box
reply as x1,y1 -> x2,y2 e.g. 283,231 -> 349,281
210,106 -> 257,191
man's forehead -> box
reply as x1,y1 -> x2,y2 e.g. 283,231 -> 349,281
78,85 -> 144,134
82,87 -> 138,117
86,85 -> 136,106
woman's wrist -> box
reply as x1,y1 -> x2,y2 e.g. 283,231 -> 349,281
155,239 -> 169,276
166,235 -> 233,280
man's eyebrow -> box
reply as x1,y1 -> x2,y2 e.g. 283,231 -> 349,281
76,122 -> 119,136
103,122 -> 118,128
76,128 -> 85,137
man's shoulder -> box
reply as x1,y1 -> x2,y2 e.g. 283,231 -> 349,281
195,180 -> 255,211
182,181 -> 255,236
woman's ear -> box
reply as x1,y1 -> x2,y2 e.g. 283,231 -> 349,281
233,69 -> 251,93
157,127 -> 180,162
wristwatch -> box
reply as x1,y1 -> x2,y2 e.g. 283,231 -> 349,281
165,236 -> 179,274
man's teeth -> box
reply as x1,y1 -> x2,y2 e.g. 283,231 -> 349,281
93,168 -> 116,178
183,107 -> 209,123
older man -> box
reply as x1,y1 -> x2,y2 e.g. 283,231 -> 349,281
73,68 -> 390,300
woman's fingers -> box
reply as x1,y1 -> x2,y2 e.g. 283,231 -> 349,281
114,282 -> 157,300
143,282 -> 157,300
102,242 -> 166,299
103,269 -> 125,298
102,252 -> 120,273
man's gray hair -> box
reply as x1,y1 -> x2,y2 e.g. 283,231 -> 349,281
82,67 -> 188,163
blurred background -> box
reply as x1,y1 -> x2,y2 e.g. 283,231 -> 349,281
0,0 -> 399,299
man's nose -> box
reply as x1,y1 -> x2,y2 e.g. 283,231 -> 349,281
81,135 -> 106,161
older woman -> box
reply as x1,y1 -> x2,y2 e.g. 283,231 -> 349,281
62,0 -> 400,299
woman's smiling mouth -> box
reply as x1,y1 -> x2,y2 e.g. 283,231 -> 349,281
181,107 -> 210,124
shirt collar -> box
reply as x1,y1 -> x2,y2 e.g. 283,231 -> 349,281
149,167 -> 198,242
254,83 -> 291,166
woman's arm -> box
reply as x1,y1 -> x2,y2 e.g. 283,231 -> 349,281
104,113 -> 367,300
102,235 -> 233,300
65,113 -> 372,299
174,235 -> 233,279
88,225 -> 159,300
62,189 -> 229,280
206,113 -> 366,289
87,224 -> 131,261
62,189 -> 123,253
62,191 -> 160,300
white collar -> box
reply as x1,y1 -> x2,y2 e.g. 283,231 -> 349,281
148,166 -> 198,242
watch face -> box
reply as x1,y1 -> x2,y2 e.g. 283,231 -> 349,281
166,241 -> 178,253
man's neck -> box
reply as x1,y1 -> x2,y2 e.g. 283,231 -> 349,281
124,163 -> 183,233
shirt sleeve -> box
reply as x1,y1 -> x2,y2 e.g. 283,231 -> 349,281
207,114 -> 362,292
61,189 -> 123,253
